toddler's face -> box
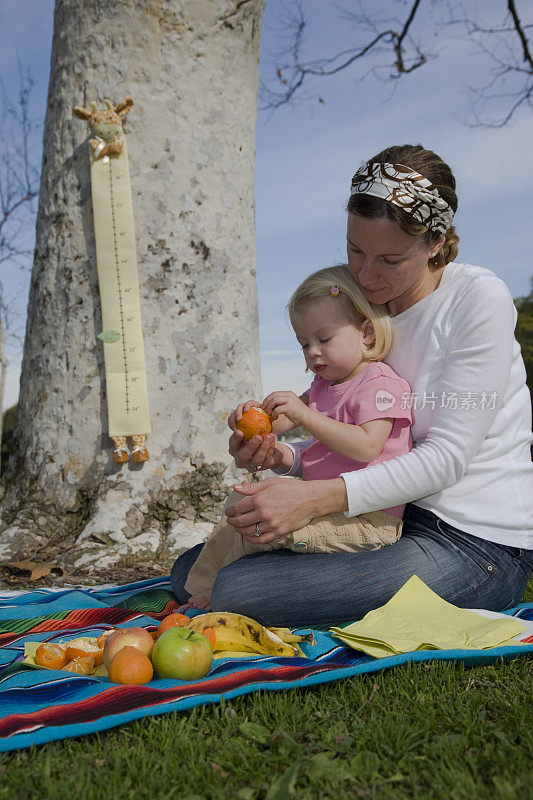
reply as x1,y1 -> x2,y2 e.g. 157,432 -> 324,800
293,295 -> 371,385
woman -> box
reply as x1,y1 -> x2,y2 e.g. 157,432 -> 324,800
171,144 -> 533,627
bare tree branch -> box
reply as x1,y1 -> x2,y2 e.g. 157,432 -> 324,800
0,65 -> 40,446
448,0 -> 533,127
262,0 -> 427,109
0,64 -> 39,247
508,0 -> 533,71
262,0 -> 533,127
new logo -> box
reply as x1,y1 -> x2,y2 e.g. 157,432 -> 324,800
375,390 -> 395,411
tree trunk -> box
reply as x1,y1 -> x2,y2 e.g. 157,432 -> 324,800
0,0 -> 265,576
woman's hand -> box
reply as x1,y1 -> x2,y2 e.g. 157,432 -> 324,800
228,430 -> 289,472
262,391 -> 310,427
225,477 -> 317,543
224,476 -> 348,544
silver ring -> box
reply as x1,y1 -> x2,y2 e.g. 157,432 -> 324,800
254,523 -> 262,537
250,465 -> 260,472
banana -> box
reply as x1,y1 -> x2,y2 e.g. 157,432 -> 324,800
212,650 -> 267,660
266,627 -> 316,647
185,612 -> 298,657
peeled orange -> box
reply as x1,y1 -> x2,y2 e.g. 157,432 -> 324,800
156,613 -> 191,639
63,655 -> 95,675
107,646 -> 154,685
96,630 -> 116,648
35,642 -> 68,670
66,638 -> 105,666
236,407 -> 272,441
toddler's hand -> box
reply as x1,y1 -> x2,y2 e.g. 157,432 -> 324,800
262,391 -> 309,426
227,399 -> 263,431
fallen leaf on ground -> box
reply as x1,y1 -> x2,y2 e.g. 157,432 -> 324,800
6,561 -> 64,581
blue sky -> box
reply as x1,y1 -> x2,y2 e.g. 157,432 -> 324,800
1,0 -> 532,409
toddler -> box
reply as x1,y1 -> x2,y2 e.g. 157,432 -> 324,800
185,265 -> 413,609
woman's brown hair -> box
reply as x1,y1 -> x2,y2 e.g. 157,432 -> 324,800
347,144 -> 459,269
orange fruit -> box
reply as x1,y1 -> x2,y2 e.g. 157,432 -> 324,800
66,638 -> 104,666
201,627 -> 216,649
107,646 -> 154,685
63,655 -> 95,675
35,642 -> 68,670
96,630 -> 116,648
156,613 -> 191,639
236,407 -> 272,441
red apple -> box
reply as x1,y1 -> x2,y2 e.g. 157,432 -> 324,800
103,626 -> 154,670
151,627 -> 213,680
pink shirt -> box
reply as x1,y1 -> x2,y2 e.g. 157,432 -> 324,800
301,362 -> 413,517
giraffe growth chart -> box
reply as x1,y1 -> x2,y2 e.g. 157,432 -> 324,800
74,96 -> 150,463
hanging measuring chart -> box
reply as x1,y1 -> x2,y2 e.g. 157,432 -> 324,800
75,97 -> 150,462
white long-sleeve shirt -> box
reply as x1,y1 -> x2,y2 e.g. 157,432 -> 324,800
283,263 -> 533,548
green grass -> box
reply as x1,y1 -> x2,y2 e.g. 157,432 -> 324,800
0,659 -> 531,800
1,579 -> 532,800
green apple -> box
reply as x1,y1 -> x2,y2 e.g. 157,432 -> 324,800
151,627 -> 213,680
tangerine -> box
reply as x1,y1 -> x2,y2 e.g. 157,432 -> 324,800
66,638 -> 104,666
236,407 -> 272,441
63,655 -> 95,675
201,627 -> 216,649
96,630 -> 116,648
107,646 -> 154,685
35,642 -> 68,670
156,613 -> 191,639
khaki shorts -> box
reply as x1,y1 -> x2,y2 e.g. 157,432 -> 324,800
184,490 -> 403,595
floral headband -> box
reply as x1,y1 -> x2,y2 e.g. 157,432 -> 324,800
350,162 -> 454,235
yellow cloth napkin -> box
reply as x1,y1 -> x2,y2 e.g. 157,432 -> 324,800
329,575 -> 526,659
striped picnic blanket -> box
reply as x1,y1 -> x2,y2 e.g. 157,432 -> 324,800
1,577 -> 532,752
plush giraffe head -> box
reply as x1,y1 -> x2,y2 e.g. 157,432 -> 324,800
74,95 -> 134,155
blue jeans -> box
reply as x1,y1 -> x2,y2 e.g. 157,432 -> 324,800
170,504 -> 533,627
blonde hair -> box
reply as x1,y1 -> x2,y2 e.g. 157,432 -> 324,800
288,264 -> 393,361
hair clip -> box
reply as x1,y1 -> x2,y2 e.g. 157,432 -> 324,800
330,284 -> 340,296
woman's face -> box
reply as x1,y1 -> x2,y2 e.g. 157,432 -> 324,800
346,214 -> 444,315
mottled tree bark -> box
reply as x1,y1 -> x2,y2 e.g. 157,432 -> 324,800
0,0 -> 265,573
